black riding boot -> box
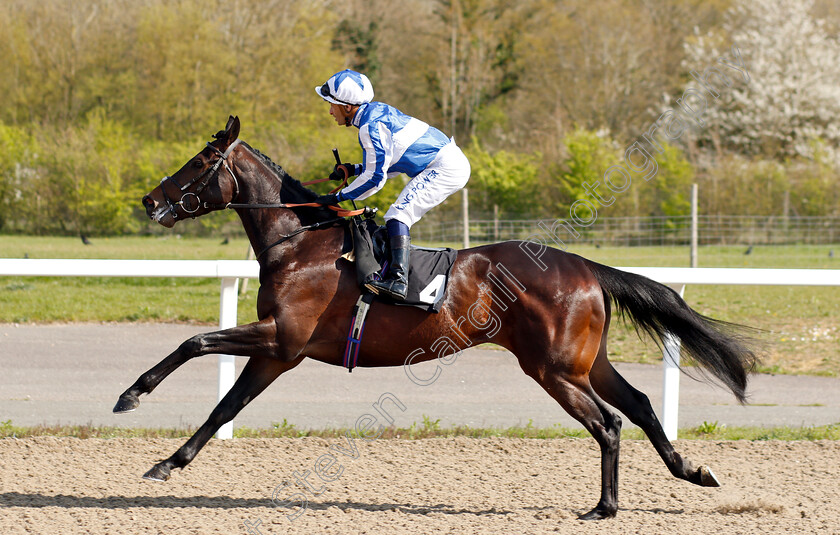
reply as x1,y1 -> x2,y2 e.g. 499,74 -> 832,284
366,234 -> 410,300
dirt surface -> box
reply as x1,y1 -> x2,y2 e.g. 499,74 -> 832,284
1,436 -> 838,534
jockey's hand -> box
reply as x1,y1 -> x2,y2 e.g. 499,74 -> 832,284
314,193 -> 340,205
329,163 -> 357,181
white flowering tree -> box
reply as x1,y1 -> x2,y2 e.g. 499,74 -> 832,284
684,0 -> 840,162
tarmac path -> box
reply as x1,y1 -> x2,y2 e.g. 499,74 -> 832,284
2,323 -> 838,431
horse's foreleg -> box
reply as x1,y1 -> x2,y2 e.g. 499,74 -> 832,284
143,355 -> 303,481
590,345 -> 720,487
114,318 -> 280,413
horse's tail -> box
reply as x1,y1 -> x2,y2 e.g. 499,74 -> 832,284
583,259 -> 758,403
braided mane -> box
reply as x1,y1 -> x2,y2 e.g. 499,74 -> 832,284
241,142 -> 319,204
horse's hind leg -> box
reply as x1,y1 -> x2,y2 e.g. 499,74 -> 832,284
143,355 -> 303,481
520,358 -> 622,520
589,331 -> 720,487
114,318 -> 280,413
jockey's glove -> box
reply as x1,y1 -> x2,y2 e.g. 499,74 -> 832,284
329,163 -> 359,181
314,193 -> 341,205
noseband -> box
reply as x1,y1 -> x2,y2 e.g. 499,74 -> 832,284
159,139 -> 242,220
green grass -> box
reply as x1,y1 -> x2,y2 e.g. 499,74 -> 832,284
570,243 -> 839,270
1,418 -> 837,441
1,237 -> 838,375
676,420 -> 840,440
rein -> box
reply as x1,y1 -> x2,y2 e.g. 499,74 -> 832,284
227,171 -> 374,259
253,217 -> 346,260
161,139 -> 368,258
225,201 -> 365,218
217,164 -> 366,218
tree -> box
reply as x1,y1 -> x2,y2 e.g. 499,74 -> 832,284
0,124 -> 39,232
684,0 -> 840,162
517,0 -> 729,160
332,20 -> 381,83
553,128 -> 618,211
465,138 -> 540,216
428,0 -> 532,141
640,143 -> 694,219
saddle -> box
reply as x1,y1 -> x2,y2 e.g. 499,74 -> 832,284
340,216 -> 457,371
346,216 -> 457,313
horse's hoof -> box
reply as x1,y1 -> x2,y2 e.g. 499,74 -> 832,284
578,506 -> 617,520
113,393 -> 139,413
698,465 -> 721,487
142,463 -> 171,482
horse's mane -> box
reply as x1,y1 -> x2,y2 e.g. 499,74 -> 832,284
236,141 -> 349,226
241,142 -> 319,204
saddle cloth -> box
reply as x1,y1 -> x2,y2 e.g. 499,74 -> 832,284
347,217 -> 457,313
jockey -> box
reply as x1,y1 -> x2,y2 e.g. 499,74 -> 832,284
315,69 -> 470,301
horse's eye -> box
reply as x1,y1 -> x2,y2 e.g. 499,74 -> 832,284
192,159 -> 204,169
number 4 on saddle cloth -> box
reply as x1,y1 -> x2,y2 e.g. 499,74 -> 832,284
340,216 -> 458,371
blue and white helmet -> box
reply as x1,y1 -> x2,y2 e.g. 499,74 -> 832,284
315,69 -> 374,106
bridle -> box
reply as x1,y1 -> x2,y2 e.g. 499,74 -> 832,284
155,138 -> 370,258
158,139 -> 243,221
159,138 -> 365,219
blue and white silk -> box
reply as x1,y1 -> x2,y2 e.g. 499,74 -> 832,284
338,102 -> 470,227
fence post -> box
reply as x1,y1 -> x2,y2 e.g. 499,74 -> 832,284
690,184 -> 698,268
216,276 -> 240,439
662,284 -> 686,441
462,188 -> 470,249
493,204 -> 499,242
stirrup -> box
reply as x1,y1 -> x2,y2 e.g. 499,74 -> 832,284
368,277 -> 408,300
363,273 -> 382,295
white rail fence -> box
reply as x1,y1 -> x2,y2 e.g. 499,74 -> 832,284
0,259 -> 257,440
2,259 -> 839,440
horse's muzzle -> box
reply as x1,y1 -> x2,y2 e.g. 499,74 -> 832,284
142,195 -> 155,219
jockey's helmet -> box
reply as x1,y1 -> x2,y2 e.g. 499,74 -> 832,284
315,70 -> 374,106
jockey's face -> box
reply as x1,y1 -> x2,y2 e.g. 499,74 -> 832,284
329,103 -> 357,127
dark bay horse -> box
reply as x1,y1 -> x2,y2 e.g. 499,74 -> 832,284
117,116 -> 757,520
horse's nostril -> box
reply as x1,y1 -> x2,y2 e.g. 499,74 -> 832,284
142,195 -> 156,217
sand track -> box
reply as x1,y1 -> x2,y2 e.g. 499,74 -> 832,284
1,437 -> 838,534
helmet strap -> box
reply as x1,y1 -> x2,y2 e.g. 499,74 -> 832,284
344,105 -> 357,127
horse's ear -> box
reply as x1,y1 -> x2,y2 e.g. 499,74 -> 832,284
228,116 -> 240,142
215,116 -> 240,147
212,116 -> 240,146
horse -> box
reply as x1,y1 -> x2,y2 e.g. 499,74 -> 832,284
117,116 -> 757,520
